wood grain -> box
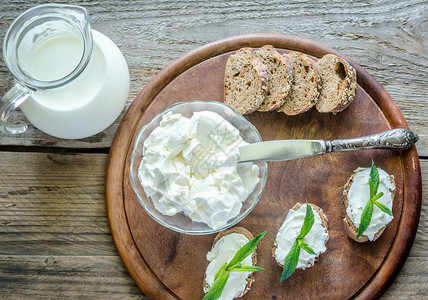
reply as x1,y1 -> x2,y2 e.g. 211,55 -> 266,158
0,0 -> 426,155
0,152 -> 114,256
0,255 -> 143,298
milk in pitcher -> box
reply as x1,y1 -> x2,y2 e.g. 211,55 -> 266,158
19,30 -> 129,139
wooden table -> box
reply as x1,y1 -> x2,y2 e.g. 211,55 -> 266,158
0,1 -> 426,298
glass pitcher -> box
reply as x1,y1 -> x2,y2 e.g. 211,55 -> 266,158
0,4 -> 129,139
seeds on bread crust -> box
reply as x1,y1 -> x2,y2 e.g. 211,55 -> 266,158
224,48 -> 268,115
316,54 -> 357,113
203,227 -> 257,299
255,45 -> 293,112
277,52 -> 322,115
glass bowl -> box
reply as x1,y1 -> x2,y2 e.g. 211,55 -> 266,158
129,101 -> 268,235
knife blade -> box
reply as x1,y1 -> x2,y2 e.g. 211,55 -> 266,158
238,140 -> 326,163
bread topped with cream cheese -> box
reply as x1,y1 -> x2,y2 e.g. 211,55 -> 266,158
272,202 -> 329,270
203,227 -> 257,299
224,48 -> 268,115
343,167 -> 396,242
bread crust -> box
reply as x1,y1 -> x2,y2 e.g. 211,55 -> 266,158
316,54 -> 357,113
203,227 -> 257,299
224,48 -> 268,115
342,169 -> 396,242
272,202 -> 328,268
255,45 -> 294,112
277,52 -> 322,115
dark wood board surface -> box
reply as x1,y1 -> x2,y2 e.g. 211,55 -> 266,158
106,34 -> 421,299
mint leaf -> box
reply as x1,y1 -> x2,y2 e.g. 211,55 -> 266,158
214,262 -> 227,282
203,268 -> 229,300
298,239 -> 316,255
226,231 -> 266,270
373,199 -> 393,216
297,203 -> 315,239
369,161 -> 379,199
371,192 -> 384,202
281,239 -> 300,282
227,265 -> 264,272
357,199 -> 373,239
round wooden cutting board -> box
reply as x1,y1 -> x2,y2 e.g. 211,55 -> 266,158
105,33 -> 421,299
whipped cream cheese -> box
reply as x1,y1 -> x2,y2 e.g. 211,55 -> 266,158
204,233 -> 253,299
138,111 -> 260,229
346,167 -> 395,241
274,204 -> 328,269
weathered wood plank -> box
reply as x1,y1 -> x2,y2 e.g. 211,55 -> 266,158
0,152 -> 116,256
0,255 -> 145,299
407,158 -> 428,258
0,0 -> 426,154
377,257 -> 428,299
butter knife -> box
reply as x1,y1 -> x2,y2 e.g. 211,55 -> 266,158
238,128 -> 419,163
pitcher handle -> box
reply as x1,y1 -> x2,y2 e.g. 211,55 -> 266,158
0,82 -> 32,134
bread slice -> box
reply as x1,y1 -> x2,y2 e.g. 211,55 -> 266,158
277,52 -> 321,115
224,48 -> 268,115
255,45 -> 293,111
203,227 -> 256,299
272,202 -> 328,268
343,169 -> 395,242
316,54 -> 357,113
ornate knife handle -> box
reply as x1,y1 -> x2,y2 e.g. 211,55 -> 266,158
325,129 -> 419,153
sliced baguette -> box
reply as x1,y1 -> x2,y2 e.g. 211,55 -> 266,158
224,48 -> 268,115
316,54 -> 357,113
343,168 -> 395,242
277,52 -> 322,115
272,202 -> 328,268
203,227 -> 257,299
255,45 -> 293,111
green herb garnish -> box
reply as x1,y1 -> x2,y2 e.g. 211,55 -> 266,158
356,161 -> 393,239
203,231 -> 266,300
280,202 -> 316,282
